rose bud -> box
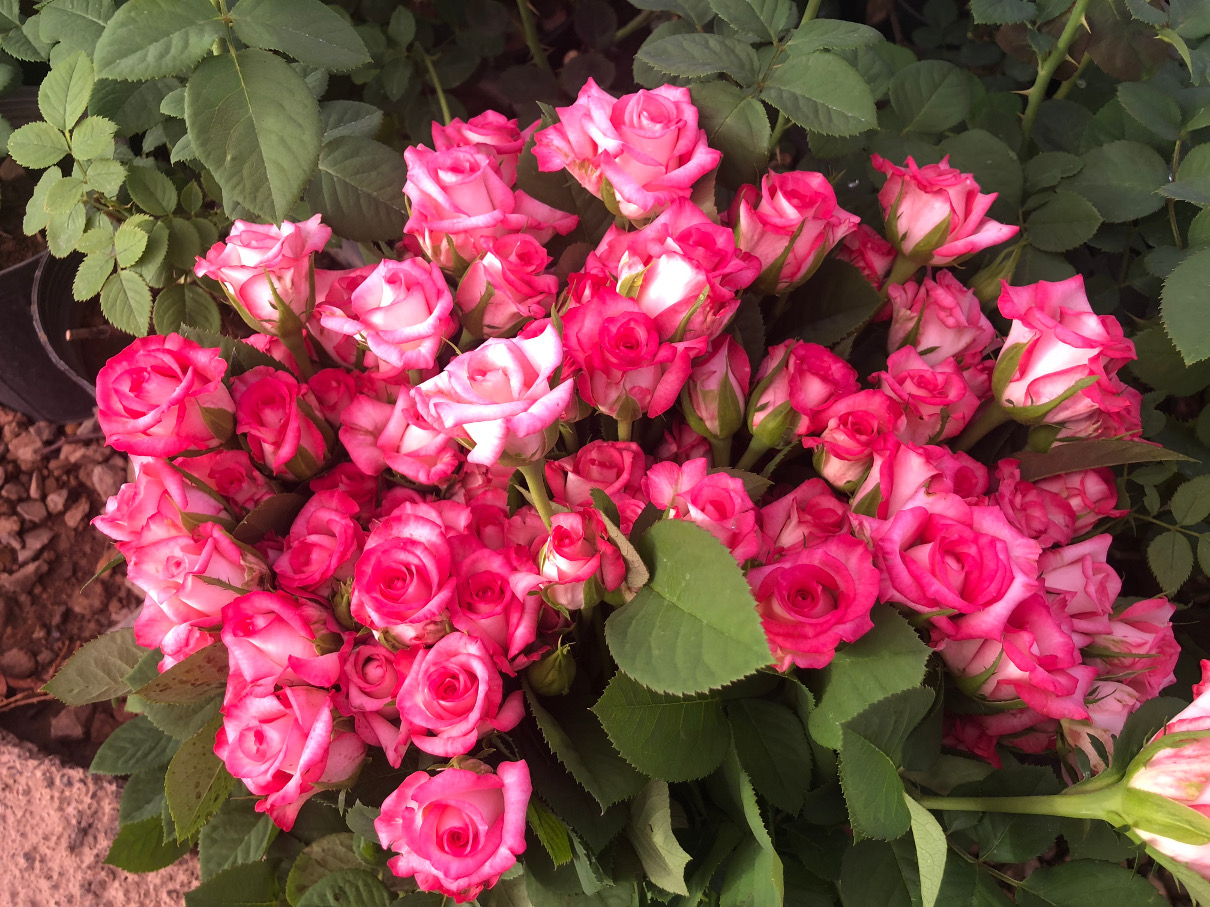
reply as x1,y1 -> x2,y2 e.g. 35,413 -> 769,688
747,341 -> 859,451
538,509 -> 627,610
808,390 -> 905,492
835,223 -> 896,291
887,271 -> 997,369
455,232 -> 557,338
681,335 -> 750,442
431,110 -> 533,183
526,642 -> 577,696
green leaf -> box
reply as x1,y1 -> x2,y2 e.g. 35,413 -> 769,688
154,283 -> 221,334
38,50 -> 94,131
388,6 -> 415,46
90,715 -> 178,775
44,175 -> 85,214
957,766 -> 1062,863
808,606 -> 930,750
838,840 -> 915,907
125,162 -> 177,215
199,797 -> 279,882
776,256 -> 892,348
165,215 -> 202,268
131,219 -> 171,287
707,0 -> 793,42
1062,140 -> 1168,223
165,716 -> 233,841
905,797 -> 947,907
788,18 -> 883,52
1026,191 -> 1103,253
100,268 -> 153,336
230,0 -> 370,72
726,698 -> 812,814
305,135 -> 408,243
1024,151 -> 1083,192
1148,530 -> 1193,592
39,0 -> 114,58
7,120 -> 69,168
624,780 -> 691,895
714,751 -> 783,907
761,50 -> 876,137
186,862 -> 281,907
843,687 -> 935,764
136,643 -> 228,704
1016,861 -> 1168,907
889,60 -> 970,134
1163,248 -> 1210,364
938,128 -> 1022,219
71,115 -> 117,161
592,672 -> 730,781
527,798 -> 573,868
839,728 -> 910,839
285,833 -> 363,905
90,76 -> 180,136
43,629 -> 149,706
320,100 -> 383,140
104,815 -> 191,873
297,870 -> 391,907
636,33 -> 760,82
689,80 -> 770,188
187,48 -> 322,222
133,693 -> 223,740
1117,81 -> 1182,141
93,0 -> 225,80
1014,438 -> 1192,480
74,248 -> 115,299
177,325 -> 289,376
46,203 -> 86,256
970,0 -> 1037,23
1122,0 -> 1168,26
114,219 -> 149,267
605,520 -> 769,695
119,766 -> 169,826
1171,475 -> 1210,525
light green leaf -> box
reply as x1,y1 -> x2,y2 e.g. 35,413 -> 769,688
100,268 -> 153,335
165,716 -> 233,841
1117,81 -> 1182,140
2,17 -> 50,63
46,203 -> 86,256
689,80 -> 770,188
114,218 -> 149,267
707,0 -> 793,42
90,715 -> 179,775
1170,475 -> 1210,525
71,115 -> 117,161
626,780 -> 691,895
605,520 -> 769,695
592,672 -> 730,781
726,698 -> 812,814
85,156 -> 125,198
7,120 -> 69,168
130,219 -> 170,287
970,0 -> 1037,23
1026,191 -> 1102,253
44,175 -> 85,214
1016,860 -> 1168,907
788,18 -> 883,52
125,162 -> 177,215
296,870 -> 390,907
93,0 -> 224,81
230,0 -> 370,71
154,283 -> 221,334
73,250 -> 115,300
527,799 -> 572,868
77,224 -> 115,254
38,50 -> 94,131
185,862 -> 281,907
43,629 -> 149,706
636,33 -> 761,82
104,816 -> 191,873
198,797 -> 279,882
1062,140 -> 1168,223
186,48 -> 322,222
305,135 -> 407,243
1148,530 -> 1194,592
1162,248 -> 1210,364
320,100 -> 383,140
761,50 -> 876,137
905,797 -> 948,907
889,59 -> 971,134
24,168 -> 62,234
39,0 -> 114,58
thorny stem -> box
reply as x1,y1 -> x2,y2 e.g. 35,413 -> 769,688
735,436 -> 772,472
518,461 -> 555,530
417,45 -> 452,126
1053,55 -> 1091,100
1170,138 -> 1185,249
1134,513 -> 1204,539
515,0 -> 554,77
1021,0 -> 1092,148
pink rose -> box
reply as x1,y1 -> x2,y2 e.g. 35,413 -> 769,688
92,458 -> 230,550
432,111 -> 533,183
315,257 -> 455,373
334,638 -> 415,766
173,449 -> 275,513
1061,680 -> 1140,775
533,78 -> 720,220
221,591 -> 343,698
682,335 -> 750,441
306,368 -> 358,425
656,420 -> 712,465
1085,597 -> 1178,700
451,546 -> 542,673
403,145 -> 577,270
232,366 -> 331,480
1054,381 -> 1143,441
538,509 -> 627,610
871,154 -> 1018,265
808,390 -> 905,491
748,533 -> 878,670
194,215 -> 331,330
994,458 -> 1078,549
307,265 -> 380,368
874,348 -> 982,445
643,457 -> 759,562
375,762 -> 530,903
396,632 -> 525,757
95,334 -> 235,457
310,463 -> 380,521
945,707 -> 1059,767
340,394 -> 461,486
216,684 -> 365,832
273,490 -> 365,595
887,271 -> 996,369
748,341 -> 859,448
414,323 -> 575,466
727,171 -> 859,293
850,437 -> 988,521
1037,534 -> 1120,644
835,223 -> 896,291
545,440 -> 647,510
1034,468 -> 1126,535
760,478 -> 850,560
456,232 -> 557,338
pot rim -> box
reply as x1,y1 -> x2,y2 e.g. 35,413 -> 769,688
31,251 -> 98,396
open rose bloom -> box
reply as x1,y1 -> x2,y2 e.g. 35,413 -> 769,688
74,86 -> 1174,906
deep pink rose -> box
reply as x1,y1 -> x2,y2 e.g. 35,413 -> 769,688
340,393 -> 461,485
1085,597 -> 1178,700
1054,380 -> 1143,441
273,490 -> 365,595
727,171 -> 859,293
871,154 -> 1018,265
450,546 -> 542,673
308,265 -> 380,368
545,440 -> 647,510
887,271 -> 996,369
232,366 -> 331,480
808,390 -> 905,491
396,632 -> 525,757
1034,468 -> 1126,535
682,335 -> 750,441
656,420 -> 712,465
538,509 -> 627,610
310,463 -> 379,521
643,457 -> 759,561
945,707 -> 1059,767
96,334 -> 235,457
221,591 -> 343,699
760,478 -> 850,560
748,341 -> 859,448
334,637 -> 415,766
194,215 -> 330,330
533,78 -> 720,220
403,145 -> 577,270
216,684 -> 365,831
414,323 -> 575,466
456,232 -> 557,338
173,449 -> 275,513
375,762 -> 531,903
850,437 -> 988,521
432,111 -> 533,183
994,458 -> 1078,549
307,368 -> 358,426
748,533 -> 878,670
874,347 -> 982,445
1037,534 -> 1119,644
92,458 -> 230,551
835,223 -> 896,291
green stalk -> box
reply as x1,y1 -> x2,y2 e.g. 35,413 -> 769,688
1170,138 -> 1185,250
613,8 -> 653,43
801,0 -> 823,25
1021,0 -> 1092,148
518,461 -> 555,530
915,786 -> 1121,822
709,436 -> 732,468
735,437 -> 772,472
885,254 -> 921,291
616,417 -> 633,443
952,402 -> 1012,453
417,46 -> 452,126
515,0 -> 554,77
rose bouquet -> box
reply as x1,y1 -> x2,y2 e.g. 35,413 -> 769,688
44,80 -> 1208,907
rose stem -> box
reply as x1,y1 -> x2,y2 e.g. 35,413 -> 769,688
519,461 -> 555,529
515,0 -> 554,77
709,436 -> 732,468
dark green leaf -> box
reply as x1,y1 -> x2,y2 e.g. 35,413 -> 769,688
125,162 -> 177,216
637,33 -> 760,82
199,796 -> 279,882
43,629 -> 150,706
970,0 -> 1038,24
840,728 -> 911,839
726,698 -> 812,814
955,766 -> 1061,863
1014,439 -> 1193,481
119,766 -> 169,826
185,861 -> 281,907
689,80 -> 770,188
761,50 -> 876,137
625,780 -> 691,895
1062,140 -> 1168,223
230,0 -> 370,71
773,258 -> 886,347
788,18 -> 884,52
1170,475 -> 1210,525
93,0 -> 225,81
136,643 -> 228,704
1026,191 -> 1103,253
177,326 -> 289,377
165,716 -> 233,841
1016,861 -> 1168,907
707,0 -> 794,42
320,100 -> 383,140
154,283 -> 221,334
105,815 -> 191,872
1117,81 -> 1182,140
285,833 -> 363,905
297,870 -> 391,907
1024,151 -> 1083,192
1163,248 -> 1210,364
889,60 -> 970,134
306,135 -> 408,243
1148,530 -> 1193,592
91,715 -> 179,774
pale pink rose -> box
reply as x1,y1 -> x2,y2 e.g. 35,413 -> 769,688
96,334 -> 235,457
887,271 -> 996,368
340,394 -> 461,486
216,684 -> 365,832
760,478 -> 850,560
727,171 -> 859,292
413,323 -> 574,466
221,591 -> 343,699
450,546 -> 542,673
835,223 -> 896,291
173,449 -> 275,513
995,276 -> 1137,425
403,145 -> 577,270
682,335 -> 750,441
748,341 -> 859,448
315,258 -> 455,373
375,762 -> 531,903
334,638 -> 416,766
1037,535 -> 1120,644
350,505 -> 456,646
871,154 -> 1018,265
1034,468 -> 1126,535
310,463 -> 379,521
241,332 -> 312,377
306,368 -> 358,426
850,437 -> 988,521
232,366 -> 331,480
396,632 -> 525,757
643,458 -> 759,562
432,111 -> 533,183
994,458 -> 1078,549
938,593 -> 1096,720
874,348 -> 982,444
538,509 -> 627,610
92,458 -> 230,550
194,215 -> 331,329
545,440 -> 647,510
808,390 -> 905,491
748,533 -> 878,670
307,265 -> 381,368
125,518 -> 265,608
1061,680 -> 1141,775
456,232 -> 557,338
656,420 -> 712,465
1054,380 -> 1143,441
273,490 -> 365,596
533,78 -> 720,220
1085,597 -> 1178,700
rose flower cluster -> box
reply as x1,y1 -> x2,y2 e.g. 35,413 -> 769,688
88,79 -> 1172,902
